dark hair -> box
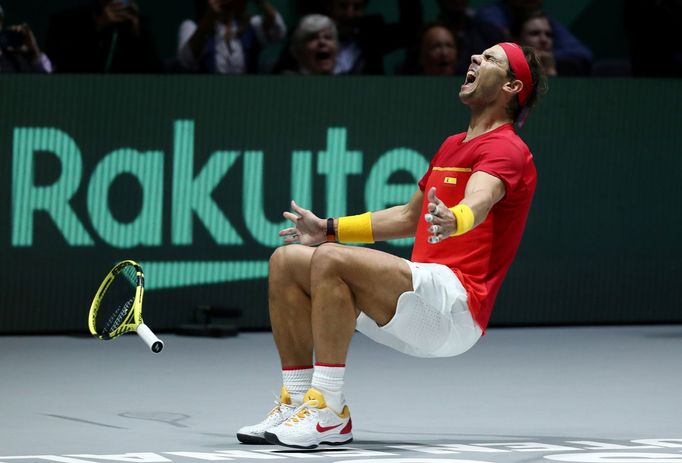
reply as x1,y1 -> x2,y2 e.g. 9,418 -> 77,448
505,45 -> 548,123
399,22 -> 455,75
194,0 -> 249,33
419,22 -> 456,47
510,9 -> 550,39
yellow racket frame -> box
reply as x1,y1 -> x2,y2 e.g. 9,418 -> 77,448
88,259 -> 145,340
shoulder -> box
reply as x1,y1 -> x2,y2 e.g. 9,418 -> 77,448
442,132 -> 467,147
432,133 -> 466,157
481,127 -> 530,156
474,129 -> 532,173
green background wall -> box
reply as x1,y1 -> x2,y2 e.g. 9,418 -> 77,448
1,75 -> 680,333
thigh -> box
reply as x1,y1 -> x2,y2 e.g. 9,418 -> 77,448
312,244 -> 413,326
357,261 -> 481,358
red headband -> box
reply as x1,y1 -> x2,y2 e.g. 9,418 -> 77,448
497,42 -> 532,106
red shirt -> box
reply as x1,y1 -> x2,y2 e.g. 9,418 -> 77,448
412,124 -> 537,333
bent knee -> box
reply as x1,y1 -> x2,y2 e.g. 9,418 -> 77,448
270,244 -> 313,273
310,243 -> 347,276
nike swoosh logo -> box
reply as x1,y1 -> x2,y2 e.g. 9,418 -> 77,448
316,422 -> 341,433
139,260 -> 269,290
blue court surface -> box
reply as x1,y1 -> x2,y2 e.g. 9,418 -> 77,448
2,326 -> 681,463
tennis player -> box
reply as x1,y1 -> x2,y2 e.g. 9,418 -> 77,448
238,42 -> 546,449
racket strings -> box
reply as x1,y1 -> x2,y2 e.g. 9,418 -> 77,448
101,296 -> 134,335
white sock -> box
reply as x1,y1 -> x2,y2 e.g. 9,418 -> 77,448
311,363 -> 346,412
282,366 -> 313,405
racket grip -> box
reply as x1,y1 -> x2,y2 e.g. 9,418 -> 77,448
136,323 -> 164,353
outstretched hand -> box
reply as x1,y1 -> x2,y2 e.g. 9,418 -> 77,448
279,200 -> 326,246
423,187 -> 457,244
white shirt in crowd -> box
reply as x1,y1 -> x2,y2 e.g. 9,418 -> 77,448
177,12 -> 286,74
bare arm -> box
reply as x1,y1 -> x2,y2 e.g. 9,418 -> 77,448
368,188 -> 423,241
278,188 -> 424,246
254,0 -> 278,39
187,9 -> 219,62
460,171 -> 506,227
424,171 -> 505,242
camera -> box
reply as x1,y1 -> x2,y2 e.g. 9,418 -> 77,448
0,30 -> 25,49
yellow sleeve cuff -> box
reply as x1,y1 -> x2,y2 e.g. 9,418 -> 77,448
449,204 -> 475,236
337,212 -> 374,243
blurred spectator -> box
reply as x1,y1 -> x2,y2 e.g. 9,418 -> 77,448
320,0 -> 422,75
624,0 -> 682,77
287,14 -> 337,75
401,23 -> 457,76
477,0 -> 593,75
0,5 -> 52,73
419,24 -> 457,76
46,0 -> 160,73
511,10 -> 556,76
177,0 -> 286,74
435,0 -> 506,74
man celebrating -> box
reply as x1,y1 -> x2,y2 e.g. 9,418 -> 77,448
237,43 -> 546,449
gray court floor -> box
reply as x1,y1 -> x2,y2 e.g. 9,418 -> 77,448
2,326 -> 682,463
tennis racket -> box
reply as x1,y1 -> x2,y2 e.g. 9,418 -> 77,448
88,260 -> 164,353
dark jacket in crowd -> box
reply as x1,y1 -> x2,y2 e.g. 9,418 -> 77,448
46,2 -> 160,73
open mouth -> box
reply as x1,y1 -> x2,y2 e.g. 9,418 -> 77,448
315,51 -> 332,61
464,71 -> 477,84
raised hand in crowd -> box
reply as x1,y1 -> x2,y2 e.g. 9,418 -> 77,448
177,0 -> 286,74
94,0 -> 140,35
4,24 -> 41,60
46,0 -> 160,73
0,7 -> 52,73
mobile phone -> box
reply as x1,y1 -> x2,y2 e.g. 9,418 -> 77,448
0,30 -> 25,50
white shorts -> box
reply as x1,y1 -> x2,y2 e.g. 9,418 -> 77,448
355,260 -> 482,358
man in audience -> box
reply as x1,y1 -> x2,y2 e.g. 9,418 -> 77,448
402,23 -> 458,76
435,0 -> 506,74
477,0 -> 592,75
512,10 -> 556,75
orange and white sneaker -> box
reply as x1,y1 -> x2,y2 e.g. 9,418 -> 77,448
263,388 -> 352,449
236,387 -> 298,444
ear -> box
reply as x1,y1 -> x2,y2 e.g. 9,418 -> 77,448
503,79 -> 524,100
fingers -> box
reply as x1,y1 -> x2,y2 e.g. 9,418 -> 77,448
282,234 -> 300,244
429,224 -> 441,234
428,186 -> 437,204
278,227 -> 297,237
424,204 -> 444,223
424,188 -> 451,244
425,187 -> 446,222
279,227 -> 300,244
427,234 -> 445,244
290,200 -> 306,216
283,211 -> 299,224
427,224 -> 445,244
